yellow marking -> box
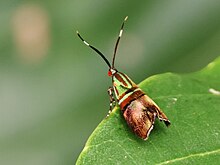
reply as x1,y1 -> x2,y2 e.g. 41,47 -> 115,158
118,88 -> 141,105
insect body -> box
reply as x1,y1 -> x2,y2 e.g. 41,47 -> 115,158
77,16 -> 170,140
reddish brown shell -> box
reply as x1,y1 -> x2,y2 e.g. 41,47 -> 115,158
123,95 -> 170,140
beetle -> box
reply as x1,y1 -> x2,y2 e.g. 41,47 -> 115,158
77,16 -> 170,140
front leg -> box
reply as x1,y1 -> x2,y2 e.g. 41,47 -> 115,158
107,87 -> 116,116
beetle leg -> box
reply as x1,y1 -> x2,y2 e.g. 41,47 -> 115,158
107,87 -> 115,116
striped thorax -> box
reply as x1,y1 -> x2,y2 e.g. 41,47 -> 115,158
112,71 -> 144,110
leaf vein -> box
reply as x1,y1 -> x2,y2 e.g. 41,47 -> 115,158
156,148 -> 220,165
153,93 -> 219,100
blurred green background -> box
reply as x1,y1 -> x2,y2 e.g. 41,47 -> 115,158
1,0 -> 220,164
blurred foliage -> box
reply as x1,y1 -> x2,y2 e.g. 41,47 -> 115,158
76,57 -> 220,164
0,0 -> 220,164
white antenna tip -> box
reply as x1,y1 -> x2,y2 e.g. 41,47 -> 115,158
124,16 -> 128,21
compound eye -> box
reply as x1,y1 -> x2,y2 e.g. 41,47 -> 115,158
108,70 -> 112,76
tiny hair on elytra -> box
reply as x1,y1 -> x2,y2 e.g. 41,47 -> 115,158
77,16 -> 170,140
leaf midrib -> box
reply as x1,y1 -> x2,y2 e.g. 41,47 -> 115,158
156,148 -> 220,165
151,93 -> 219,100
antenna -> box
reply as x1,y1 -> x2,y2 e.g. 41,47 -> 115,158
112,16 -> 128,68
76,31 -> 111,68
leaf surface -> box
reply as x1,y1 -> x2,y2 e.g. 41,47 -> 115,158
76,57 -> 220,165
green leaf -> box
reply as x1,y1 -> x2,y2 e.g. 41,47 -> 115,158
76,57 -> 220,165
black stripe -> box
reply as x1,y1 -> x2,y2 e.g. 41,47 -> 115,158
120,72 -> 133,86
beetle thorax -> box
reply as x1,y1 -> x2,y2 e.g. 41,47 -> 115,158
112,72 -> 136,99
